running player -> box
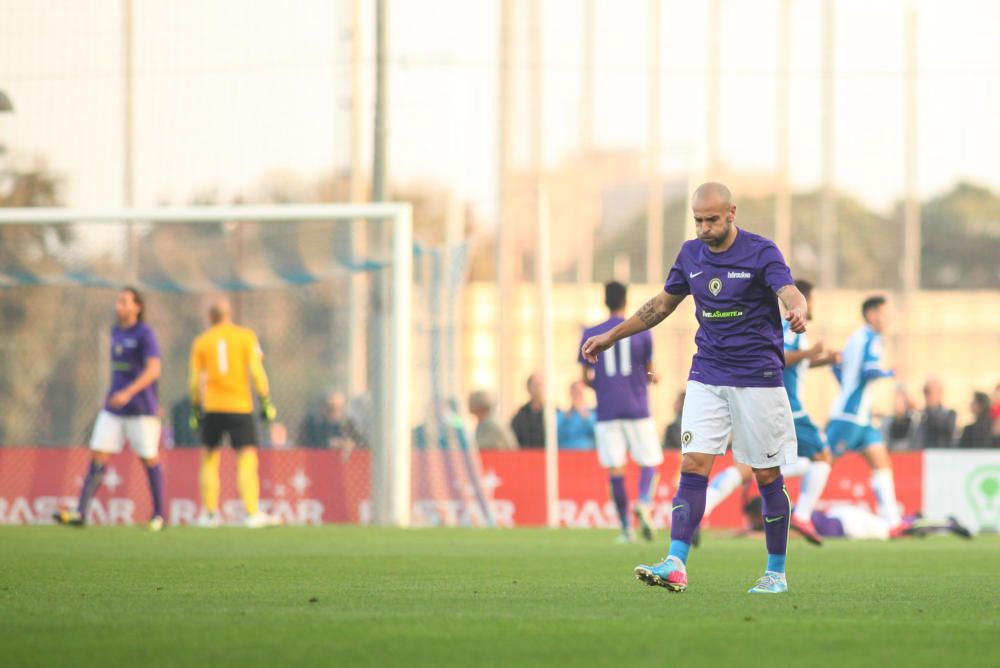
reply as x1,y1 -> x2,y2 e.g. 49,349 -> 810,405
578,281 -> 663,543
583,182 -> 807,594
54,287 -> 166,530
189,297 -> 280,528
825,295 -> 904,534
700,279 -> 837,545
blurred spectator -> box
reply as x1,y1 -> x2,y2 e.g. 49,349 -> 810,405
958,392 -> 997,449
265,421 -> 290,450
414,398 -> 468,450
913,376 -> 957,448
557,381 -> 596,450
885,384 -> 917,451
662,391 -> 686,450
511,373 -> 545,448
467,389 -> 517,450
344,393 -> 372,449
171,396 -> 200,447
299,390 -> 353,450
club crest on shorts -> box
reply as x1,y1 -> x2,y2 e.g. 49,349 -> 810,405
682,430 -> 693,446
708,278 -> 723,295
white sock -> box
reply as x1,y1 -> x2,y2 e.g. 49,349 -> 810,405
793,460 -> 831,521
871,468 -> 902,528
780,456 -> 811,479
704,466 -> 744,518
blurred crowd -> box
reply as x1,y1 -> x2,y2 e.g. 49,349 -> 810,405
467,375 -> 1000,453
881,380 -> 1000,451
159,376 -> 999,453
163,390 -> 373,452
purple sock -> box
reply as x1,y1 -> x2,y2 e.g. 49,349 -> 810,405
669,472 -> 708,545
759,475 -> 791,573
145,463 -> 165,519
610,475 -> 629,531
77,460 -> 106,515
637,467 -> 657,505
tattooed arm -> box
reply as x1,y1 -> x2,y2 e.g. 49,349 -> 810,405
581,292 -> 685,364
776,284 -> 808,334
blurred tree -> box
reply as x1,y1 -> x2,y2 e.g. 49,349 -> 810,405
0,155 -> 71,444
918,182 -> 1000,289
591,189 -> 905,290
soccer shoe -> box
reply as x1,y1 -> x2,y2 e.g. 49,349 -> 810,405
196,511 -> 221,528
633,503 -> 656,542
947,516 -> 973,540
615,530 -> 634,545
53,509 -> 84,527
147,516 -> 165,532
790,515 -> 824,546
245,512 -> 282,528
747,571 -> 788,594
634,556 -> 687,592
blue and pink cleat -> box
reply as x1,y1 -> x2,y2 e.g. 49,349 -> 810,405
634,556 -> 688,592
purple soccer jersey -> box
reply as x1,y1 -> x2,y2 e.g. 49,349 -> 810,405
106,322 -> 161,416
578,317 -> 652,422
664,228 -> 794,388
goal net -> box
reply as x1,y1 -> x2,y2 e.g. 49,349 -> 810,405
0,204 -> 496,527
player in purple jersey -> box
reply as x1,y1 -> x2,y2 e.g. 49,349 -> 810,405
578,282 -> 662,543
582,183 -> 809,594
54,287 -> 166,530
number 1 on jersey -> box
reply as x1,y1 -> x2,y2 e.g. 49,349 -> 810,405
602,339 -> 632,377
217,339 -> 229,375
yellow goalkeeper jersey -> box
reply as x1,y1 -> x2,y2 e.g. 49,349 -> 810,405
189,323 -> 270,414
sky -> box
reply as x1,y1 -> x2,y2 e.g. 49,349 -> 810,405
0,0 -> 998,220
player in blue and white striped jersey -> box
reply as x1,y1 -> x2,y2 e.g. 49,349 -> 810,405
825,295 -> 903,533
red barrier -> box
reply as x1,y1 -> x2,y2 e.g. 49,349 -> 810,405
478,450 -> 922,529
0,448 -> 370,525
0,447 -> 921,527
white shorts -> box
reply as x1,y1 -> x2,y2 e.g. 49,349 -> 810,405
89,410 -> 161,459
595,418 -> 664,468
680,380 -> 796,469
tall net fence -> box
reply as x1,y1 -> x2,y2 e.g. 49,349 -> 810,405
0,208 -> 494,526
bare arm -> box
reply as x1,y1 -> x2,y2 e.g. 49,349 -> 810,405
580,365 -> 594,388
776,284 -> 807,334
581,291 -> 685,364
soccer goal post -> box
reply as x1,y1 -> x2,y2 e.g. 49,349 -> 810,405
0,203 -> 412,527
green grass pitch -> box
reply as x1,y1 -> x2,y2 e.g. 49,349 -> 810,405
1,526 -> 997,668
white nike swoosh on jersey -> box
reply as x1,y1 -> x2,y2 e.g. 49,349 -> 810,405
689,271 -> 703,278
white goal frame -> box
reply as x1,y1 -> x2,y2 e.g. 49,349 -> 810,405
0,203 -> 413,527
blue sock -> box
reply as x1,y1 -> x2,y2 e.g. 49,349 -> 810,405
767,554 -> 787,574
668,539 -> 691,564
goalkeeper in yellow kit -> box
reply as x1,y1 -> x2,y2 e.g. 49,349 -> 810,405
189,297 -> 280,528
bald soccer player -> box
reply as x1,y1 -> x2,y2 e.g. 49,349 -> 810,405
189,298 -> 280,528
583,183 -> 808,594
